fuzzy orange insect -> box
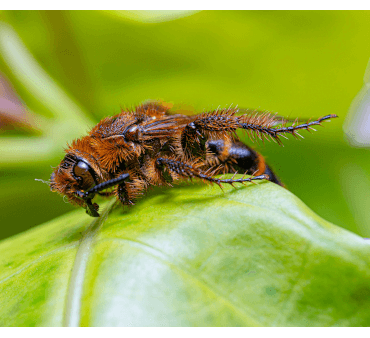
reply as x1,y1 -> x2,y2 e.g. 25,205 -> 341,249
49,102 -> 337,217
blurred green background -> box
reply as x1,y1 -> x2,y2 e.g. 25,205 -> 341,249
0,10 -> 369,241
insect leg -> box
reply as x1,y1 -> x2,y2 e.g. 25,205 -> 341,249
238,114 -> 338,144
156,157 -> 268,186
116,177 -> 147,206
84,199 -> 100,218
82,173 -> 130,199
206,139 -> 283,185
186,111 -> 338,145
76,173 -> 130,217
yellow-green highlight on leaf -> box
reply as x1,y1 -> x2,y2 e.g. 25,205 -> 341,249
0,178 -> 369,326
63,199 -> 116,327
107,10 -> 199,23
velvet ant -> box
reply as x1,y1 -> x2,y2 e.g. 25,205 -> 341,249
49,102 -> 337,217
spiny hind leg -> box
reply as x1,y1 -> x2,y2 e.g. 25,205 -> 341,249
156,157 -> 268,187
184,109 -> 337,145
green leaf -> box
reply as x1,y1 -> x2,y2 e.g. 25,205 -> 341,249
0,178 -> 369,327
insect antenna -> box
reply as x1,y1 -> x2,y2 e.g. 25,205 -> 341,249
35,178 -> 50,185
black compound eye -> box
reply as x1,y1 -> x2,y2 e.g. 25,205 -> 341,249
74,161 -> 89,177
73,161 -> 95,190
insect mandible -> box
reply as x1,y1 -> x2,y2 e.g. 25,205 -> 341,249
48,102 -> 338,217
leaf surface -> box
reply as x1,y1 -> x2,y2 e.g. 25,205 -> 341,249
0,179 -> 369,326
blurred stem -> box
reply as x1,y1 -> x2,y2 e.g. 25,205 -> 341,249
0,22 -> 95,131
0,117 -> 93,167
0,136 -> 56,164
0,105 -> 50,135
0,21 -> 96,166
